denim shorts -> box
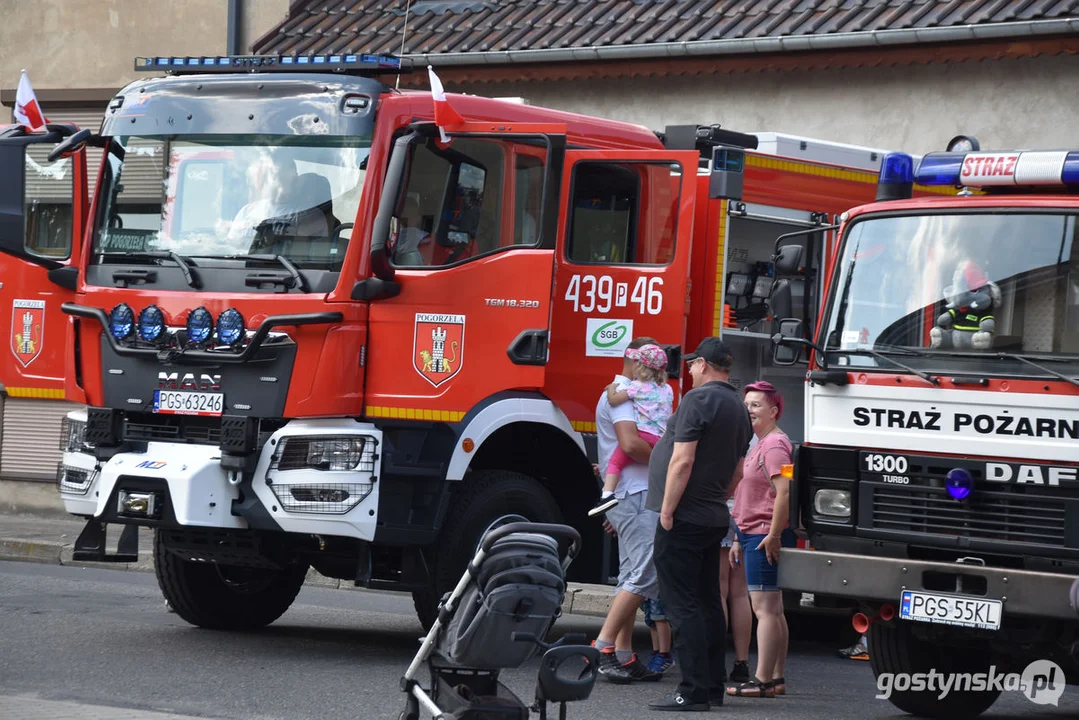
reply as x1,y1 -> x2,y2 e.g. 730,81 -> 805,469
737,526 -> 797,591
643,597 -> 666,627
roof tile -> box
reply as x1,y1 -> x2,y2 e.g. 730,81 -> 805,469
250,0 -> 1079,59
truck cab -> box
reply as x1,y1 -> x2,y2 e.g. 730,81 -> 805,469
774,143 -> 1079,717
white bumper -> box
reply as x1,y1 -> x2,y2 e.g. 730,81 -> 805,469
59,414 -> 383,540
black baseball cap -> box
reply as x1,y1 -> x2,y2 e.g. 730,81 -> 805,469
684,336 -> 734,366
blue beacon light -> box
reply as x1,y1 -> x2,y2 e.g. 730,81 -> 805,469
945,468 -> 974,501
108,303 -> 135,340
875,152 -> 915,201
186,307 -> 214,344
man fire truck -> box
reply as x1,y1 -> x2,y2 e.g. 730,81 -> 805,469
1,52 -> 916,632
773,141 -> 1079,717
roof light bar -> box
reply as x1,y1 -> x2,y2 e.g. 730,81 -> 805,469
914,150 -> 1079,188
134,53 -> 407,75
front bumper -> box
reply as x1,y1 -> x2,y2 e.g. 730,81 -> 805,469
778,548 -> 1079,621
58,415 -> 383,541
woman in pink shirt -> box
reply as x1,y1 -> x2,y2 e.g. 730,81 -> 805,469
726,381 -> 796,698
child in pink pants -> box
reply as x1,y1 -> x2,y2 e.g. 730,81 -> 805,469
590,343 -> 673,517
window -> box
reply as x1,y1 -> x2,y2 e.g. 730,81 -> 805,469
566,161 -> 680,265
24,144 -> 74,260
390,137 -> 515,267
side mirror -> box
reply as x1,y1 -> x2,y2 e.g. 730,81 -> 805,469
351,276 -> 401,301
47,128 -> 92,162
772,318 -> 806,366
770,279 -> 792,322
774,244 -> 804,276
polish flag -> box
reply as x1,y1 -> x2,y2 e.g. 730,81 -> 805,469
428,65 -> 464,142
14,69 -> 47,132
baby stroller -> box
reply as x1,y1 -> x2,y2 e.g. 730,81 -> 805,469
399,522 -> 599,720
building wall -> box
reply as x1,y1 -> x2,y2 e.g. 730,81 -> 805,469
458,53 -> 1079,154
0,0 -> 289,92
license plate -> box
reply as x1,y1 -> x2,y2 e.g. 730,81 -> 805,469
900,590 -> 1002,631
153,390 -> 224,417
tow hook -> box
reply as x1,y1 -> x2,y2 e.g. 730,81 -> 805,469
852,603 -> 896,634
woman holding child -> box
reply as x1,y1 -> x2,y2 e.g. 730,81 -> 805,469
727,380 -> 796,698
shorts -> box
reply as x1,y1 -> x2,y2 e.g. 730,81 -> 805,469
605,490 -> 659,600
721,499 -> 736,548
643,597 -> 666,628
737,526 -> 797,591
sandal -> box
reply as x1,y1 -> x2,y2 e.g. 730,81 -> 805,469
725,678 -> 775,698
772,676 -> 785,695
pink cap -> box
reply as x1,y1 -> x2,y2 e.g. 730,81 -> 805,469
626,343 -> 668,370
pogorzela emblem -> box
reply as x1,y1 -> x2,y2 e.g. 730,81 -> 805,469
414,313 -> 464,387
11,299 -> 45,368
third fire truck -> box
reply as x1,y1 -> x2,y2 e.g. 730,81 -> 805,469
775,141 -> 1079,717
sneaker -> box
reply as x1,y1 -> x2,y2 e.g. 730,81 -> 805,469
622,653 -> 662,682
837,642 -> 869,661
647,650 -> 675,674
730,660 -> 750,683
588,495 -> 619,518
597,650 -> 635,684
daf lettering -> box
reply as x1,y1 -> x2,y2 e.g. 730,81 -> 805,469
985,462 -> 1077,486
157,372 -> 222,391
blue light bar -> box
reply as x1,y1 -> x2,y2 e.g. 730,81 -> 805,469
1062,152 -> 1079,185
134,53 -> 406,75
914,150 -> 1079,188
913,153 -> 965,186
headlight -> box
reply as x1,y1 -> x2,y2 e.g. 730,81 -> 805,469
60,416 -> 89,453
813,489 -> 851,518
277,436 -> 372,472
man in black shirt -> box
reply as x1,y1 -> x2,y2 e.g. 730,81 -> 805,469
645,336 -> 752,711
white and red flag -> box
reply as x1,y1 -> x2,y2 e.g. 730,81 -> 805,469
427,65 -> 464,142
14,69 -> 47,132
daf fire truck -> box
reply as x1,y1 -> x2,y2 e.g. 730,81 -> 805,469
1,53 -> 923,632
773,143 -> 1079,717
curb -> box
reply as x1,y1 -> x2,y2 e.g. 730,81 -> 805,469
0,537 -> 617,618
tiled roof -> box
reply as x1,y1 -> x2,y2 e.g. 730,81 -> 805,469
252,0 -> 1079,60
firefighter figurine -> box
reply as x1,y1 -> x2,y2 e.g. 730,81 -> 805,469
930,259 -> 1000,351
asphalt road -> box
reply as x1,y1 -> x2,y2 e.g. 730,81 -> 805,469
2,560 -> 1077,720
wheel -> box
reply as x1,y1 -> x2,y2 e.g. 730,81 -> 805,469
411,469 -> 564,631
153,530 -> 308,631
868,620 -> 1001,719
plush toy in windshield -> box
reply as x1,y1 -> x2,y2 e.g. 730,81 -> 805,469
929,260 -> 1001,350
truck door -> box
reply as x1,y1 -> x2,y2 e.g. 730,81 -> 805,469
545,149 -> 699,429
0,125 -> 89,402
364,131 -> 557,420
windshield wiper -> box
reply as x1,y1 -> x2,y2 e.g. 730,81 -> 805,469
102,251 -> 200,288
831,347 -> 941,386
994,352 -> 1079,389
190,254 -> 308,292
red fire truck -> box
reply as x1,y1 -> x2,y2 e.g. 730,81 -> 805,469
774,142 -> 1079,717
0,53 -> 927,631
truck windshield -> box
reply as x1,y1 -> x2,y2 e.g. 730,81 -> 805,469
821,211 -> 1079,378
90,134 -> 369,269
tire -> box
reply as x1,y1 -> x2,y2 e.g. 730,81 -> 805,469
411,469 -> 564,631
154,530 -> 308,631
868,620 -> 1001,719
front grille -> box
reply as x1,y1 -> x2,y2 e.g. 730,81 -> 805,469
125,418 -> 222,444
871,486 -> 1067,547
